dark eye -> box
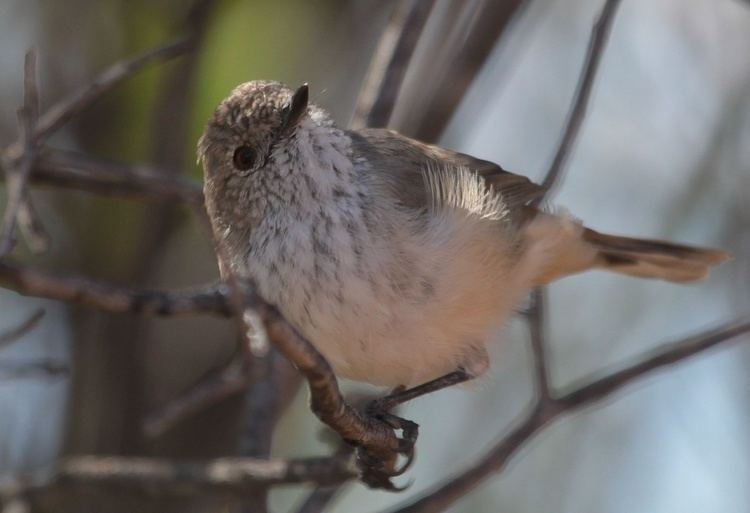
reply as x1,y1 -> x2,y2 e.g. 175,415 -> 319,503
232,146 -> 256,171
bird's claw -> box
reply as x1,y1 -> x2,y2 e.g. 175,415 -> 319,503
355,397 -> 419,490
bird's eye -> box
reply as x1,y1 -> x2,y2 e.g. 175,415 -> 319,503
232,146 -> 256,171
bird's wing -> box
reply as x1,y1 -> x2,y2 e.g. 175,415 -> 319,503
348,128 -> 545,215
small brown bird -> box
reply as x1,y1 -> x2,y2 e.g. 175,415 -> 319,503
198,81 -> 728,391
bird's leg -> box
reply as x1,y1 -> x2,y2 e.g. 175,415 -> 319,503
369,369 -> 474,413
357,369 -> 474,488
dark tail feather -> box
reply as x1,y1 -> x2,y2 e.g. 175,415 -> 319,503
583,228 -> 730,282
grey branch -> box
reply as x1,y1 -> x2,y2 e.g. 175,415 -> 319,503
143,356 -> 254,438
0,50 -> 42,257
539,0 -> 622,193
528,0 -> 623,407
0,259 -> 403,465
388,316 -> 750,513
351,0 -> 435,129
0,261 -> 232,317
0,455 -> 355,501
26,39 -> 190,148
0,308 -> 44,349
0,359 -> 68,380
255,302 -> 404,463
31,150 -> 203,204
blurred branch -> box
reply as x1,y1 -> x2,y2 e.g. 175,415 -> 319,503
528,0 -> 622,409
0,50 -> 43,256
0,455 -> 355,502
0,359 -> 68,380
294,486 -> 343,513
526,288 -> 550,400
351,0 -> 435,128
11,38 -> 190,153
410,0 -> 527,142
31,150 -> 203,204
539,0 -> 622,193
250,298 -> 405,480
0,257 -> 408,485
293,443 -> 353,513
143,356 -> 253,438
0,308 -> 44,349
388,317 -> 750,513
0,261 -> 232,317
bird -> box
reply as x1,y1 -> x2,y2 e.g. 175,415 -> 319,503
198,80 -> 728,393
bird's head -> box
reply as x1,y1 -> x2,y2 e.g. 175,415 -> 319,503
198,81 -> 351,248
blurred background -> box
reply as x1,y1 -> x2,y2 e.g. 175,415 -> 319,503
0,0 -> 749,512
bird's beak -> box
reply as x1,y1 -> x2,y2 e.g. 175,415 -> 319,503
280,83 -> 309,137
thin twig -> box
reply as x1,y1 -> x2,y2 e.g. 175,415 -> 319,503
23,39 -> 190,149
539,0 -> 623,193
256,302 -> 403,459
31,150 -> 203,204
0,266 -> 402,472
350,0 -> 435,129
0,262 -> 232,317
294,485 -> 344,513
0,455 -> 356,502
409,1 -> 527,142
142,356 -> 253,438
527,0 -> 622,419
526,288 -> 550,400
388,317 -> 750,513
15,201 -> 50,254
293,444 -> 353,513
0,359 -> 68,380
0,51 -> 41,257
0,309 -> 44,349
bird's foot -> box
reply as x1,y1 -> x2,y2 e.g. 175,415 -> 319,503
355,395 -> 419,491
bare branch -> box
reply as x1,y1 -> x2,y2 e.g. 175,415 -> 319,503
350,0 -> 435,129
0,359 -> 68,380
143,356 -> 253,438
388,317 -> 750,513
409,1 -> 527,142
294,487 -> 342,513
293,445 -> 353,513
0,455 -> 355,501
525,288 -> 550,400
0,261 -> 231,317
539,0 -> 623,192
27,39 -> 190,148
256,302 -> 403,461
15,201 -> 49,254
0,308 -> 44,349
0,50 -> 41,257
31,150 -> 203,204
526,0 -> 623,430
0,258 -> 402,476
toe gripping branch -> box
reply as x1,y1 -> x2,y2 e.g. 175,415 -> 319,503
354,370 -> 472,490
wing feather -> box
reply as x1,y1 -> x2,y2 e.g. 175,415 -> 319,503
348,128 -> 544,217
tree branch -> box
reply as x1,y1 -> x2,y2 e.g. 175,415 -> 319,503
0,261 -> 231,317
539,0 -> 622,193
142,356 -> 253,438
0,455 -> 355,502
0,308 -> 44,349
30,150 -> 203,204
22,39 -> 190,150
0,50 -> 42,257
387,317 -> 750,513
350,0 -> 435,129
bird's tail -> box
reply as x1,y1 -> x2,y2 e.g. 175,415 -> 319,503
582,228 -> 729,282
526,213 -> 729,285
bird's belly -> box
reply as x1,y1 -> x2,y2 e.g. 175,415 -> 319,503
249,209 -> 529,387
284,256 -> 518,387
